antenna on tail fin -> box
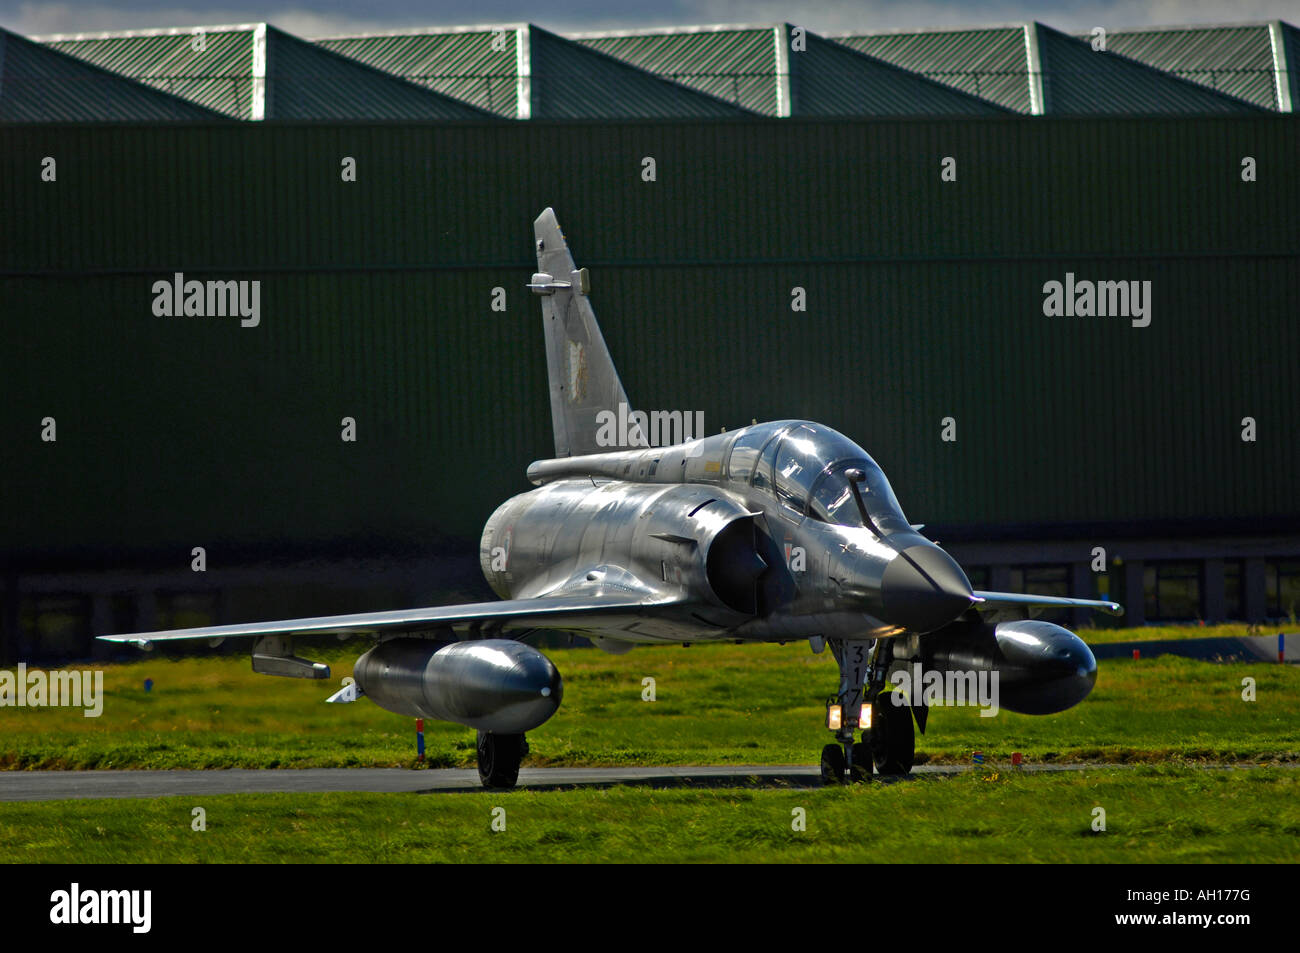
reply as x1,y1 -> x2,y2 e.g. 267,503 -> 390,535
530,208 -> 643,458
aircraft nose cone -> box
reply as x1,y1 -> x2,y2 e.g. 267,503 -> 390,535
880,544 -> 974,632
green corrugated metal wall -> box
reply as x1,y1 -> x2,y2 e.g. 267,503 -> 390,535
1,116 -> 1297,561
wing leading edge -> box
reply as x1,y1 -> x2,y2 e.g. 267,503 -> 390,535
972,590 -> 1123,616
96,593 -> 684,647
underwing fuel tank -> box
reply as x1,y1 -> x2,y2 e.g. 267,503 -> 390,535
352,639 -> 563,733
901,618 -> 1098,715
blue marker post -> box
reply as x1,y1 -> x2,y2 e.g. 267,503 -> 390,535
144,678 -> 153,693
416,719 -> 425,763
1281,633 -> 1286,665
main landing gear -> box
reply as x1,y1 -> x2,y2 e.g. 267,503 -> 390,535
819,637 -> 915,784
476,730 -> 529,789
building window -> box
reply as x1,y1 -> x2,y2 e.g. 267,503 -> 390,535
19,594 -> 92,658
1143,561 -> 1200,621
156,592 -> 218,631
1009,565 -> 1069,622
1265,560 -> 1300,622
1223,560 -> 1243,620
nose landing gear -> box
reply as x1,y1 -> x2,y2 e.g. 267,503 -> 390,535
820,637 -> 915,784
819,637 -> 871,785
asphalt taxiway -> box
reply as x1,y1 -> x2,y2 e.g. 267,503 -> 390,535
2,762 -> 1294,801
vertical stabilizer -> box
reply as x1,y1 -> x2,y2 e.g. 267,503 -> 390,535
531,208 -> 641,457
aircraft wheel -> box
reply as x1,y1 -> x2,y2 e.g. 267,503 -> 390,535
851,739 -> 874,782
477,730 -> 523,789
820,743 -> 847,785
870,698 -> 915,776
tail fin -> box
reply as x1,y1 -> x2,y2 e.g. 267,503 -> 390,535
531,208 -> 641,457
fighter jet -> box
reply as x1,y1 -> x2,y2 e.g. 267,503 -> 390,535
100,208 -> 1122,788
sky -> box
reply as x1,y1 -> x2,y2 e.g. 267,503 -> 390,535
4,0 -> 1296,38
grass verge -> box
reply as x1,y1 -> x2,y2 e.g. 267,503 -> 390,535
1,636 -> 1296,769
1,766 -> 1296,863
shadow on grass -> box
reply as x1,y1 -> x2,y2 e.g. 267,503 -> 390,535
410,768 -> 942,794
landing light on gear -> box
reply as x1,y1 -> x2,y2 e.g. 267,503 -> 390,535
825,702 -> 871,731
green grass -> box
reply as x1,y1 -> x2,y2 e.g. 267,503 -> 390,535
1,632 -> 1296,769
1079,622 -> 1293,644
1,766 -> 1296,863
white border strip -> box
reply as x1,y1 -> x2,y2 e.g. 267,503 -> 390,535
250,22 -> 266,120
515,25 -> 531,119
1024,22 -> 1045,115
826,19 -> 1277,39
774,24 -> 791,117
311,22 -> 529,41
1268,20 -> 1293,112
566,23 -> 780,39
33,24 -> 262,41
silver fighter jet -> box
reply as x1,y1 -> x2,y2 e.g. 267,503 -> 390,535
101,209 -> 1122,788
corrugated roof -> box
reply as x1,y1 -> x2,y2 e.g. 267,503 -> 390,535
264,26 -> 492,119
25,18 -> 1289,121
570,25 -> 783,115
832,26 -> 1033,113
39,23 -> 490,120
317,24 -> 748,118
836,22 -> 1271,114
41,24 -> 262,119
1074,23 -> 1280,110
528,24 -> 748,117
316,25 -> 523,117
0,27 -> 224,120
795,29 -> 1007,115
1034,22 -> 1266,114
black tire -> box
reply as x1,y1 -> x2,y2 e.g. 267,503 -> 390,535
850,738 -> 873,782
477,731 -> 524,789
870,697 -> 915,776
820,743 -> 847,785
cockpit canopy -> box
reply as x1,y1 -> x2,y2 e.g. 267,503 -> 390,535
724,421 -> 910,535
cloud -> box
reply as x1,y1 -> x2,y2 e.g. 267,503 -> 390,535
9,4 -> 400,36
686,0 -> 1299,32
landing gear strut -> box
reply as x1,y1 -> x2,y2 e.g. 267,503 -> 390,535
476,730 -> 527,789
821,637 -> 914,783
821,638 -> 873,784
